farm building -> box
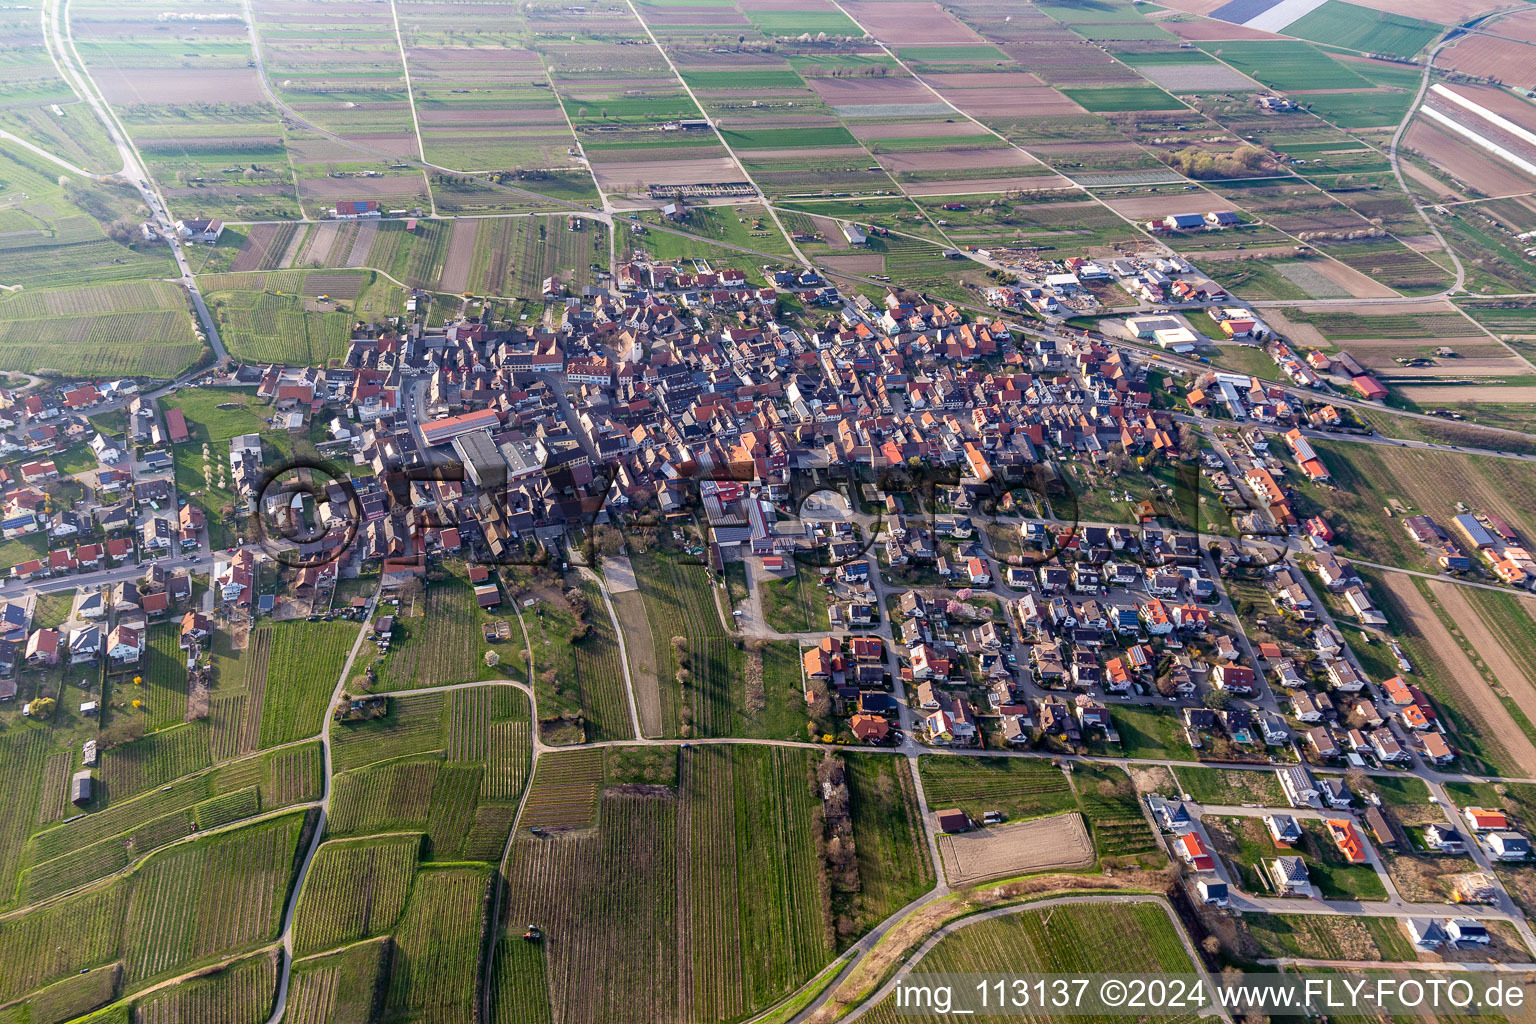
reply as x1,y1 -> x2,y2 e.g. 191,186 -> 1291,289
334,200 -> 381,219
165,408 -> 189,443
174,218 -> 223,243
935,808 -> 970,833
841,223 -> 867,246
1350,375 -> 1389,401
1453,514 -> 1496,550
1162,213 -> 1205,231
71,770 -> 92,805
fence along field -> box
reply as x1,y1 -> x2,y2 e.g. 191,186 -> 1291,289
498,744 -> 837,1024
0,811 -> 310,1005
292,834 -> 421,956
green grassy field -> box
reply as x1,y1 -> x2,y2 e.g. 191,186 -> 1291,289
1283,1 -> 1441,60
1061,86 -> 1184,112
199,269 -> 397,366
1171,766 -> 1284,806
1199,40 -> 1371,93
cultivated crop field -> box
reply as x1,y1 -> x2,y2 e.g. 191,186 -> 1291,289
0,280 -> 204,378
122,812 -> 309,982
330,692 -> 447,773
293,834 -> 421,956
373,575 -> 494,690
0,809 -> 308,1007
859,902 -> 1199,1024
98,723 -> 213,805
383,864 -> 492,1024
630,550 -> 752,738
918,756 -> 1077,823
517,747 -> 604,830
287,938 -> 390,1024
252,620 -> 358,748
132,948 -> 278,1024
328,686 -> 529,860
199,270 -> 396,366
500,743 -> 847,1024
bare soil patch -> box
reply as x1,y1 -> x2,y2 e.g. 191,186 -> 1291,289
1405,119 -> 1536,200
439,218 -> 479,294
1383,851 -> 1477,904
1308,256 -> 1401,299
936,812 -> 1094,887
94,67 -> 266,105
1384,573 -> 1536,777
1395,384 -> 1536,403
904,174 -> 1076,194
1440,15 -> 1536,89
1349,0 -> 1513,19
941,85 -> 1085,117
842,0 -> 982,43
877,148 -> 1040,172
1378,357 -> 1528,378
297,171 -> 429,199
295,222 -> 337,267
231,224 -> 280,273
344,219 -> 377,268
602,556 -> 638,593
1151,0 -> 1236,14
928,72 -> 1047,89
1105,191 -> 1220,219
820,253 -> 886,275
591,156 -> 742,192
807,76 -> 936,106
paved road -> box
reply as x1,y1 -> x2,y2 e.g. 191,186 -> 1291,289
262,585 -> 380,1024
44,0 -> 228,364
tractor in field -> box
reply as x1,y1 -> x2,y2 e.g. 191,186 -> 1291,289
523,925 -> 542,943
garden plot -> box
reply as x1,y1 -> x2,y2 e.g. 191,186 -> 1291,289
807,76 -> 946,117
